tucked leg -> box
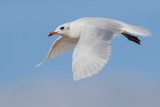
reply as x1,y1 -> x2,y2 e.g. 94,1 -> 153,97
122,33 -> 141,45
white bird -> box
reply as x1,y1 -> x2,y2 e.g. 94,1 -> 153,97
37,17 -> 151,81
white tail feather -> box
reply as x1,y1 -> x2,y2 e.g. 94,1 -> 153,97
122,25 -> 152,36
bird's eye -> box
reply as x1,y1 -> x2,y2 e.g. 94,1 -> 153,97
60,27 -> 64,30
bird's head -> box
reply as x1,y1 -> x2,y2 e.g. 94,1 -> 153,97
48,23 -> 70,37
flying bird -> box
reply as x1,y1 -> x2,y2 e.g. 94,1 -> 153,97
37,17 -> 151,81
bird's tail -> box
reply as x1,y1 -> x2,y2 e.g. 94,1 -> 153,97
121,24 -> 152,36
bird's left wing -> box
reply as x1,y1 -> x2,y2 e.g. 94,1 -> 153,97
36,36 -> 78,67
72,26 -> 114,81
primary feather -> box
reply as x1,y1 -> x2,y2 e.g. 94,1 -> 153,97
72,26 -> 113,81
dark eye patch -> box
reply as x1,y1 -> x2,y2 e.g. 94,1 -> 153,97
60,27 -> 64,30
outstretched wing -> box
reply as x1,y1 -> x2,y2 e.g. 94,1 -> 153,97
44,36 -> 78,62
72,26 -> 114,81
37,36 -> 78,67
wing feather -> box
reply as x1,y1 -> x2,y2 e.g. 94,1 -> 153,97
72,26 -> 113,81
36,36 -> 78,67
45,36 -> 78,62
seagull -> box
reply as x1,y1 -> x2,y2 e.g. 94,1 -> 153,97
37,17 -> 151,81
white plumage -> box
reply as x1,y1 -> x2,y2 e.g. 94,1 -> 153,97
37,17 -> 151,81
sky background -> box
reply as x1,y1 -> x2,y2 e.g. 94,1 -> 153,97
0,0 -> 160,107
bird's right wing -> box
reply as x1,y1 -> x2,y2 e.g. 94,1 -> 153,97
36,36 -> 78,67
72,26 -> 114,81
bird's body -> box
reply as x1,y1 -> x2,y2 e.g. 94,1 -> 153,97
37,17 -> 151,81
67,17 -> 121,38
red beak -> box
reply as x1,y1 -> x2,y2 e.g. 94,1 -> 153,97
48,32 -> 57,37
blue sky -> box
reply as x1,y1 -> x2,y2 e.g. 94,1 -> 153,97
0,0 -> 160,107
